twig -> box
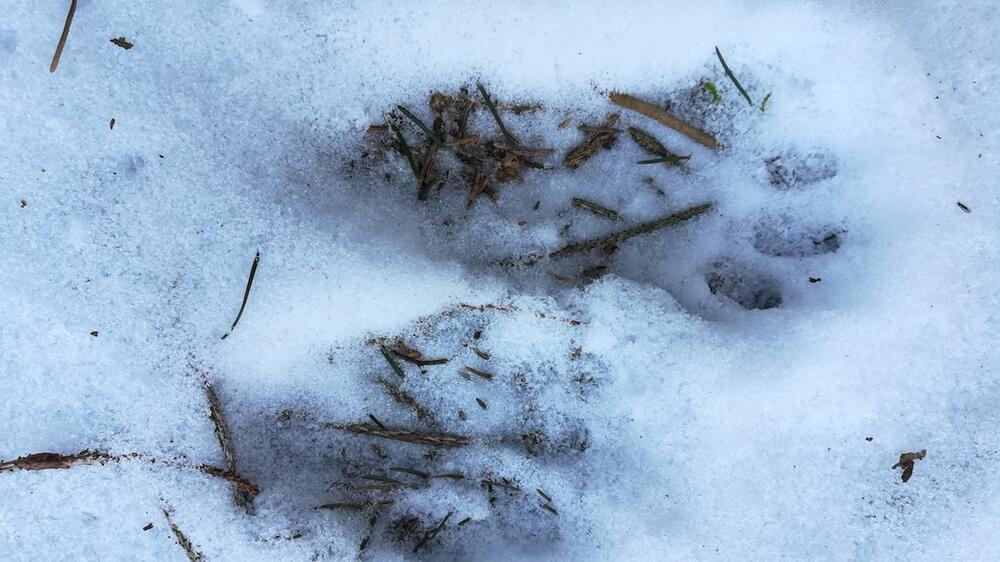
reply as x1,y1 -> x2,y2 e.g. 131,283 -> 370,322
162,509 -> 204,562
610,92 -> 719,149
715,46 -> 753,106
221,251 -> 260,340
204,381 -> 254,510
564,114 -> 621,168
378,378 -> 437,423
332,422 -> 471,448
414,511 -> 453,553
397,105 -> 444,147
628,127 -> 687,166
549,203 -> 713,258
0,450 -> 259,499
50,0 -> 77,73
477,83 -> 518,147
571,198 -> 622,221
380,346 -> 406,378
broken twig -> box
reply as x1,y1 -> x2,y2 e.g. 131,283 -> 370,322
162,509 -> 204,562
549,203 -> 713,258
572,197 -> 622,221
204,381 -> 254,510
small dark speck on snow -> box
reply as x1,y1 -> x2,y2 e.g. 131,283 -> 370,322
110,37 -> 134,50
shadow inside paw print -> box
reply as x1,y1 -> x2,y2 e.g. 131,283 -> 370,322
765,151 -> 838,189
706,259 -> 783,310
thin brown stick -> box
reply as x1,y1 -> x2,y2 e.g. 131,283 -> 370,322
205,381 -> 254,510
331,422 -> 470,448
571,197 -> 622,221
50,0 -> 77,73
549,203 -> 713,258
0,450 -> 259,499
610,92 -> 719,149
162,509 -> 204,562
377,378 -> 437,423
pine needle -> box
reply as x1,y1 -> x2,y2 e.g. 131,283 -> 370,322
715,46 -> 754,106
50,0 -> 77,73
477,83 -> 518,147
391,124 -> 422,182
221,251 -> 260,340
397,105 -> 444,147
380,346 -> 406,378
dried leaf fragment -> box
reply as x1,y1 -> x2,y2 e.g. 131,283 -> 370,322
891,449 -> 927,483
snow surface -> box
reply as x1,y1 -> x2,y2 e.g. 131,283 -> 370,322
2,1 -> 999,560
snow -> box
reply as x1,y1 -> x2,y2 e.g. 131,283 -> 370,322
2,1 -> 999,560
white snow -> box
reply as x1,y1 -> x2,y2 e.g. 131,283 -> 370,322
2,1 -> 999,560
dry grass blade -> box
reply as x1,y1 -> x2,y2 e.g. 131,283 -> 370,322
378,378 -> 437,423
414,511 -> 453,553
610,92 -> 719,149
50,0 -> 77,73
472,347 -> 490,360
541,504 -> 559,516
162,509 -> 204,562
477,83 -> 518,147
204,381 -> 254,509
221,251 -> 260,340
549,202 -> 713,258
334,422 -> 471,448
715,46 -> 754,106
536,488 -> 552,502
571,197 -> 622,221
